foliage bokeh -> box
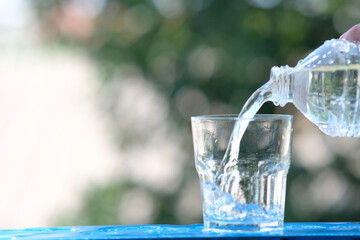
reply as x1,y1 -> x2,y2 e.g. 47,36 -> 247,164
32,0 -> 360,225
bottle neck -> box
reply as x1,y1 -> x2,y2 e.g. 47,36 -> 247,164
269,65 -> 294,107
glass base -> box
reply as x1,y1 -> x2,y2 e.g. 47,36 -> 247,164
204,220 -> 283,232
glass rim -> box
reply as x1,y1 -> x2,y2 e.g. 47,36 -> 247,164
191,114 -> 293,121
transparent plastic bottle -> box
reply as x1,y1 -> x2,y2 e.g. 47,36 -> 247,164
269,39 -> 360,137
219,39 -> 360,185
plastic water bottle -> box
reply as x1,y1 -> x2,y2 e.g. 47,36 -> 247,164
219,39 -> 360,186
269,39 -> 360,137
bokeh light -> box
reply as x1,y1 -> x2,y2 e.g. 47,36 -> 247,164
0,0 -> 358,228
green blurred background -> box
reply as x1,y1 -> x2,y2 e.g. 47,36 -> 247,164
30,0 -> 360,225
0,0 -> 360,228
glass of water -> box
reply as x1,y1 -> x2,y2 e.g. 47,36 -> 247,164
191,114 -> 293,231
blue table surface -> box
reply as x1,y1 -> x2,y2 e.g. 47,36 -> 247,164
0,223 -> 359,239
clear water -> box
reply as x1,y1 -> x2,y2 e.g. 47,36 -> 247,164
202,154 -> 287,228
294,65 -> 360,137
205,80 -> 278,228
217,82 -> 273,190
209,63 -> 360,228
218,64 -> 360,184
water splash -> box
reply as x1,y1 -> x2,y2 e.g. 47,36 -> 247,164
217,81 -> 273,192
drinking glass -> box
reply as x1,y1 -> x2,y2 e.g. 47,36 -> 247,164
191,114 -> 293,231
